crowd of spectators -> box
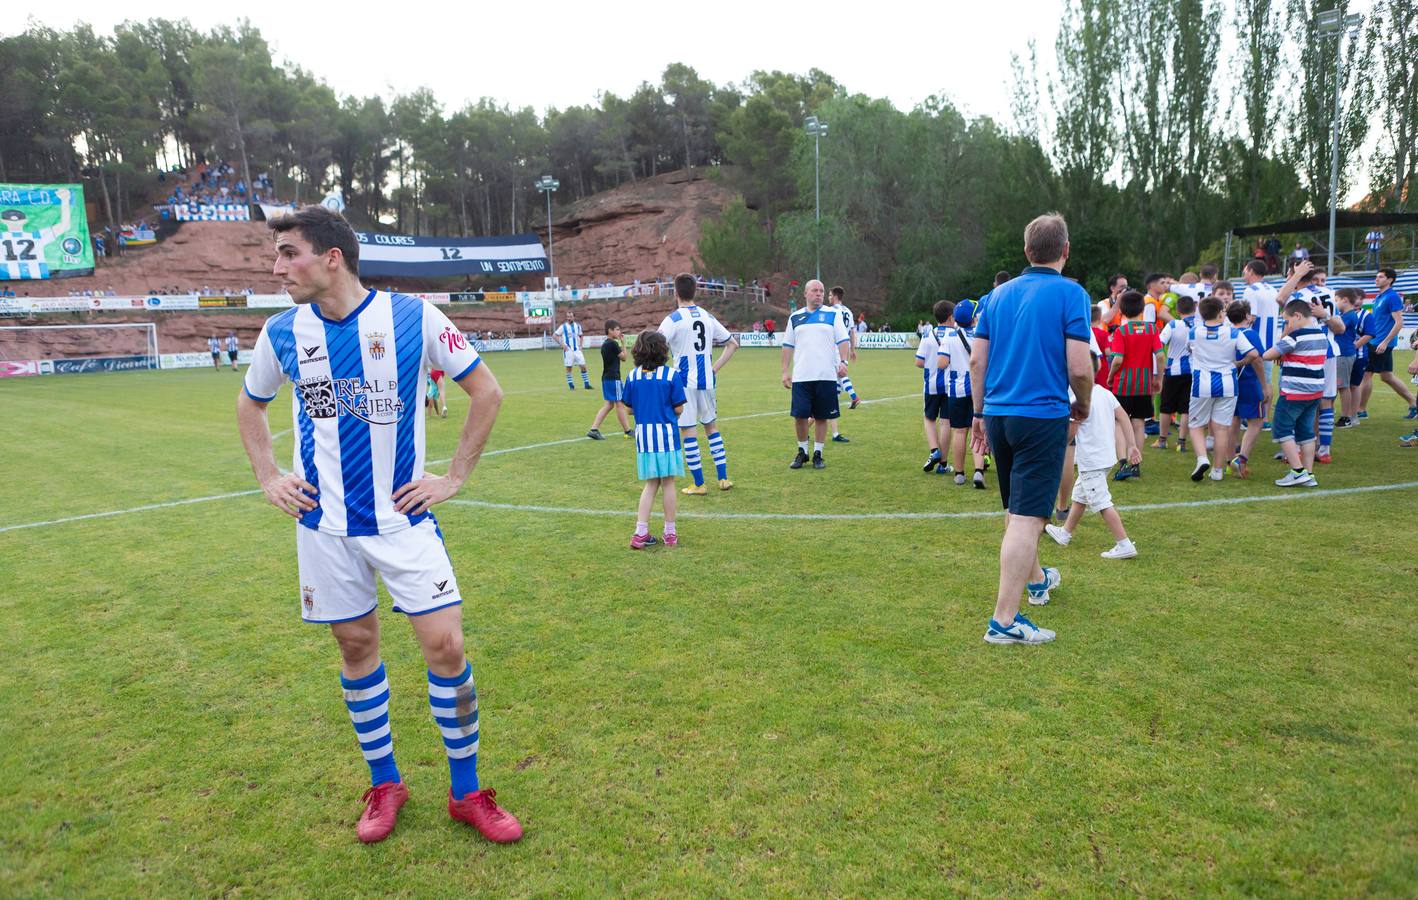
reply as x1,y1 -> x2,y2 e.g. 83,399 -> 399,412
162,160 -> 276,211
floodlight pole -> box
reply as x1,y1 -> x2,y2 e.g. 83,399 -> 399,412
1317,10 -> 1361,275
805,116 -> 828,282
535,174 -> 559,289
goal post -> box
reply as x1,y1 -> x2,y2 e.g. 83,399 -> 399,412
0,323 -> 160,375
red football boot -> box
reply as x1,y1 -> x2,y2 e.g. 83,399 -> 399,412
356,781 -> 409,843
448,788 -> 523,843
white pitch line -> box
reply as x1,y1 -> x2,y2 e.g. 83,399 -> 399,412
445,480 -> 1418,521
423,393 -> 920,467
0,490 -> 262,534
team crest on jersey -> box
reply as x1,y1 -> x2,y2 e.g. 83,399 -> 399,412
301,585 -> 315,611
365,331 -> 386,360
295,373 -> 404,424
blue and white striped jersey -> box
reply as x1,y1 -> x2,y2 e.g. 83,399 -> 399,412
1186,323 -> 1255,398
939,326 -> 973,398
556,321 -> 582,352
915,326 -> 948,395
1159,315 -> 1196,376
659,305 -> 731,390
829,302 -> 854,332
226,335 -> 239,352
622,364 -> 686,452
243,290 -> 482,537
1242,282 -> 1281,353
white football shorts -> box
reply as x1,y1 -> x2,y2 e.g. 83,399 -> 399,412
295,518 -> 461,623
677,387 -> 718,427
1188,394 -> 1238,427
563,349 -> 586,367
1322,356 -> 1337,399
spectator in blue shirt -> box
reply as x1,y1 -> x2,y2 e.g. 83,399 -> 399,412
1360,267 -> 1417,420
969,213 -> 1095,646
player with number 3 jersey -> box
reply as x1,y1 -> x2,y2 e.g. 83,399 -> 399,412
657,273 -> 739,493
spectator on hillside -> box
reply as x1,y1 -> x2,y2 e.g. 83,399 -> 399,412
1264,235 -> 1282,273
1364,229 -> 1385,269
1287,242 -> 1309,275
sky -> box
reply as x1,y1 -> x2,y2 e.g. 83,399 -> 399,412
10,0 -> 1063,122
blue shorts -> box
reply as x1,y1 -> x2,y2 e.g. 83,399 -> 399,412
791,380 -> 839,420
1236,381 -> 1263,421
984,414 -> 1070,519
1272,396 -> 1319,445
1350,354 -> 1368,386
601,379 -> 623,403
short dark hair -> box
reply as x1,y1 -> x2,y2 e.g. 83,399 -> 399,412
1335,287 -> 1364,305
1144,272 -> 1167,290
1023,213 -> 1068,264
1199,296 -> 1225,320
994,270 -> 1011,287
1175,295 -> 1197,315
1090,304 -> 1101,323
932,299 -> 955,323
632,330 -> 670,369
1225,300 -> 1250,324
1211,281 -> 1234,297
1119,290 -> 1145,318
1107,273 -> 1127,291
674,273 -> 697,300
1244,259 -> 1268,277
1283,298 -> 1312,317
268,205 -> 360,275
1379,267 -> 1398,281
1199,264 -> 1218,280
1297,269 -> 1318,285
830,285 -> 845,300
604,319 -> 620,332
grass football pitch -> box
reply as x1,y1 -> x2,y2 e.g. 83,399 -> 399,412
2,347 -> 1416,895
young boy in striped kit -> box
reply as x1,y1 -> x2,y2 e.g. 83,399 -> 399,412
1154,295 -> 1197,451
1184,295 -> 1259,482
1263,297 -> 1329,487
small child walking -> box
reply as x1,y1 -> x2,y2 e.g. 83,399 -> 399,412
1046,383 -> 1142,559
587,319 -> 632,440
621,331 -> 687,549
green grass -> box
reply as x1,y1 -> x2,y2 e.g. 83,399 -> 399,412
2,349 -> 1417,896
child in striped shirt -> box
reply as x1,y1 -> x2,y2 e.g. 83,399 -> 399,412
621,331 -> 687,548
1107,290 -> 1164,480
1262,298 -> 1326,487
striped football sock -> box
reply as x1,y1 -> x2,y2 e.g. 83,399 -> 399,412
428,662 -> 479,798
841,376 -> 857,400
683,436 -> 704,486
565,373 -> 574,389
708,432 -> 727,480
342,663 -> 400,786
582,372 -> 592,387
1318,408 -> 1334,449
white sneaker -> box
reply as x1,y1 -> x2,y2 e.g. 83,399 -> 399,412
1275,469 -> 1310,487
1101,541 -> 1138,559
1043,566 -> 1061,590
1209,468 -> 1223,481
983,614 -> 1056,644
1045,524 -> 1072,546
1302,474 -> 1319,487
1191,458 -> 1211,481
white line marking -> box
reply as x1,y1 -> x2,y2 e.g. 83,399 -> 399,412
4,478 -> 1416,536
445,480 -> 1418,521
0,490 -> 262,534
423,393 -> 919,466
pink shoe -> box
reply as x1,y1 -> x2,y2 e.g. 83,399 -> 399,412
630,532 -> 659,550
662,533 -> 678,547
356,781 -> 409,843
448,788 -> 523,843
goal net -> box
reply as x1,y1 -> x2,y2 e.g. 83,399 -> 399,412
0,323 -> 160,375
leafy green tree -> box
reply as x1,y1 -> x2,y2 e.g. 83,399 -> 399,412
695,197 -> 770,287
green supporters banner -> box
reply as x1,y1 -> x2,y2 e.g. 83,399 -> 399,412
0,184 -> 94,280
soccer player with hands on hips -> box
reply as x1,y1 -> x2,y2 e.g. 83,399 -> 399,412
235,205 -> 522,846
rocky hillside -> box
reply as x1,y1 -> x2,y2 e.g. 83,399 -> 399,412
48,221 -> 283,296
534,169 -> 742,286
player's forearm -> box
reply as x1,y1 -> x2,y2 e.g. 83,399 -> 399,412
780,347 -> 792,377
714,340 -> 739,371
446,366 -> 503,487
236,393 -> 281,484
968,346 -> 988,413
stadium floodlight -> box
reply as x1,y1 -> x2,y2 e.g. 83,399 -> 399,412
1315,9 -> 1362,274
534,175 -> 560,287
805,116 -> 828,281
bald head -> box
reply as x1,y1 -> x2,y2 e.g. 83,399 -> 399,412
804,280 -> 825,308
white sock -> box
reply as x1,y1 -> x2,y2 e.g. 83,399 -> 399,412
1197,455 -> 1208,467
635,520 -> 649,536
1117,538 -> 1135,550
813,442 -> 824,454
797,440 -> 809,454
663,520 -> 676,536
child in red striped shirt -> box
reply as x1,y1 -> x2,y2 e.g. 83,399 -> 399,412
1107,291 -> 1163,480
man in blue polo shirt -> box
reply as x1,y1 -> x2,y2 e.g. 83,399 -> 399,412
969,213 -> 1095,645
1360,267 -> 1417,420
